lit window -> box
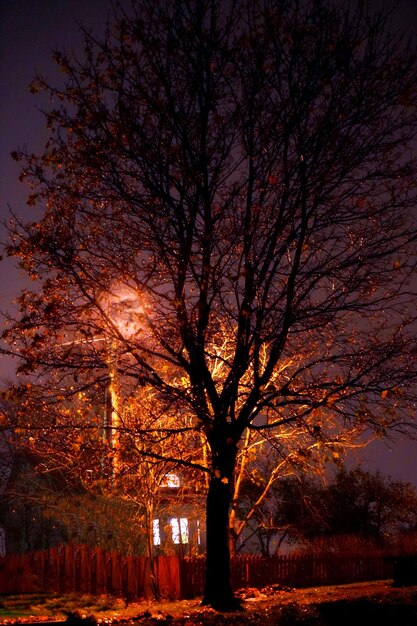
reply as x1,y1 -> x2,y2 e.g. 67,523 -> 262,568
161,473 -> 180,488
170,517 -> 189,544
153,519 -> 161,546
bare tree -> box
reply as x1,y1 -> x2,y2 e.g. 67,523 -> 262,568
3,0 -> 417,609
229,413 -> 365,554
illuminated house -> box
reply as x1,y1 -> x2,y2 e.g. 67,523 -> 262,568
152,472 -> 206,555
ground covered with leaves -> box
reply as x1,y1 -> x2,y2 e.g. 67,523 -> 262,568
1,581 -> 417,626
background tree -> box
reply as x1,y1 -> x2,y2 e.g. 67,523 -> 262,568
3,0 -> 417,609
271,467 -> 417,551
327,467 -> 417,539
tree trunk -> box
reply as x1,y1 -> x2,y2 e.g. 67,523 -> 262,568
202,426 -> 242,611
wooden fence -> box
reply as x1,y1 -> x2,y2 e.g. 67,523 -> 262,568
0,545 -> 394,599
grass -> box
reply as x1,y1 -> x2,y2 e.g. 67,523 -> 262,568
1,582 -> 417,625
0,594 -> 131,621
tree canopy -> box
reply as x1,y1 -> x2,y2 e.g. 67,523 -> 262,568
3,0 -> 417,609
272,467 -> 417,550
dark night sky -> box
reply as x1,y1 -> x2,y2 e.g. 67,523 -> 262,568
0,0 -> 113,369
1,0 -> 417,486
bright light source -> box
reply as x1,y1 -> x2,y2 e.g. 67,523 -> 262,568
161,472 -> 180,488
103,284 -> 145,338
